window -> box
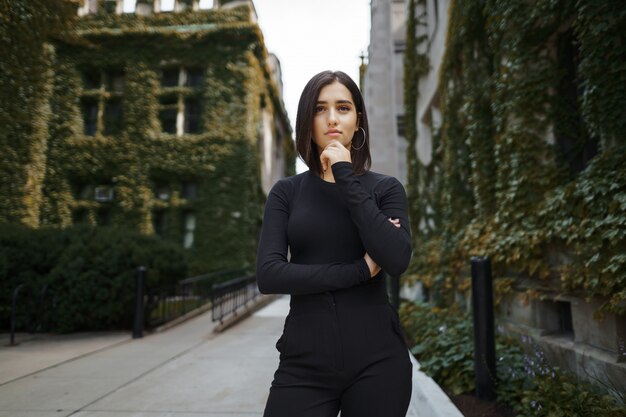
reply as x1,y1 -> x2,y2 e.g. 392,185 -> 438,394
158,66 -> 204,135
185,68 -> 205,87
154,184 -> 171,201
81,99 -> 99,136
80,68 -> 125,137
182,181 -> 197,200
159,96 -> 178,134
70,181 -> 114,226
153,211 -> 167,236
71,184 -> 116,202
94,186 -> 114,202
557,301 -> 574,336
397,114 -> 405,137
161,68 -> 179,87
183,212 -> 196,249
71,182 -> 92,200
103,99 -> 123,135
184,99 -> 200,133
151,177 -> 198,245
78,0 -> 98,16
160,0 -> 175,12
105,70 -> 125,93
82,70 -> 101,90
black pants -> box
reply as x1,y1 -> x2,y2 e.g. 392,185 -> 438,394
263,279 -> 412,417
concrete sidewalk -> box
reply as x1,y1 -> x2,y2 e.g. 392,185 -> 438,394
0,297 -> 462,417
0,332 -> 130,386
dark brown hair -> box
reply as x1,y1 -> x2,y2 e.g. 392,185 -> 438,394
295,70 -> 371,177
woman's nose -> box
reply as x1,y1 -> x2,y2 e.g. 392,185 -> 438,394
327,109 -> 338,125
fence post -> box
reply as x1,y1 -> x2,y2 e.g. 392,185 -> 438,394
133,266 -> 146,339
9,284 -> 26,346
471,256 -> 496,400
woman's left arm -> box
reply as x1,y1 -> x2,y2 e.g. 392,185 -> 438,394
331,161 -> 413,276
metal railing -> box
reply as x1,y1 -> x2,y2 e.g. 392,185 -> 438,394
143,268 -> 248,330
210,274 -> 259,324
8,283 -> 51,346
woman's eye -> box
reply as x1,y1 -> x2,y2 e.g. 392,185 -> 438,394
338,105 -> 351,112
315,106 -> 325,113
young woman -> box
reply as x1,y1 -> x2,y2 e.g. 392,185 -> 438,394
256,70 -> 413,417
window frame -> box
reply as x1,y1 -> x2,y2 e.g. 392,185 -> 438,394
158,66 -> 205,136
80,68 -> 125,137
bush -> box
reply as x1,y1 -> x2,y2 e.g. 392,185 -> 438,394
399,300 -> 626,416
516,371 -> 626,417
0,223 -> 187,332
401,302 -> 476,395
0,223 -> 67,331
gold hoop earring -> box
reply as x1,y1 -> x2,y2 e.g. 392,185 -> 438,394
351,127 -> 366,150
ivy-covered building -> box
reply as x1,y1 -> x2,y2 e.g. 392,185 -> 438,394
0,0 -> 295,274
400,0 -> 625,395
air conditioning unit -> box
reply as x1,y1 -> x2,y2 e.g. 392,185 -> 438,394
156,186 -> 171,201
94,186 -> 114,202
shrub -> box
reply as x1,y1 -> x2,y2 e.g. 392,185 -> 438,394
399,300 -> 626,415
0,223 -> 67,331
401,301 -> 476,394
0,223 -> 187,332
516,371 -> 626,417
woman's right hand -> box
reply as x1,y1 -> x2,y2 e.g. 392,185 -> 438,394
364,252 -> 381,278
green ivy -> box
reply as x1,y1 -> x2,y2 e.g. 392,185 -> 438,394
403,0 -> 626,314
574,0 -> 626,149
0,0 -> 77,227
1,1 -> 295,276
403,0 -> 429,246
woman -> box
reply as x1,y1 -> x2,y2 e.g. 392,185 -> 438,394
256,70 -> 413,417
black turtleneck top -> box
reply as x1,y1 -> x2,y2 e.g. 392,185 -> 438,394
256,161 -> 412,295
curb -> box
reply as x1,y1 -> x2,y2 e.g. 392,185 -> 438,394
406,352 -> 464,417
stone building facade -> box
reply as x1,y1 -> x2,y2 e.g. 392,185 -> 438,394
362,0 -> 409,186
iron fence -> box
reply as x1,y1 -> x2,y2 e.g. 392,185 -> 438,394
210,274 -> 259,324
145,268 -> 247,329
7,283 -> 51,346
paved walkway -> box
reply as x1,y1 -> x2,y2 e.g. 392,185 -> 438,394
0,297 -> 462,417
0,332 -> 129,386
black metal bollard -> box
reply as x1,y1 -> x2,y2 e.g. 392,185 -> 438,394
133,266 -> 146,339
9,284 -> 26,346
471,256 -> 496,400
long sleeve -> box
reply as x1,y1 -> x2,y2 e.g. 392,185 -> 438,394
331,161 -> 413,276
256,179 -> 371,295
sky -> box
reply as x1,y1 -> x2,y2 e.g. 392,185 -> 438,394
122,0 -> 372,173
253,0 -> 371,173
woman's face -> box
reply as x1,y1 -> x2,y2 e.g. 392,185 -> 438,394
312,81 -> 360,153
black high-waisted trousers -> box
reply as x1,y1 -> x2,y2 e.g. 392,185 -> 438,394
263,279 -> 412,417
